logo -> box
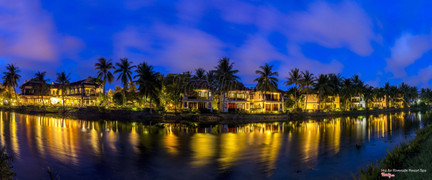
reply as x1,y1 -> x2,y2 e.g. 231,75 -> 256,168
381,172 -> 395,178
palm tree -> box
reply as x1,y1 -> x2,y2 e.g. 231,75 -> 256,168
284,68 -> 302,109
314,74 -> 333,111
214,57 -> 239,110
134,62 -> 161,113
56,71 -> 71,110
95,57 -> 115,94
340,78 -> 354,110
114,58 -> 136,105
328,73 -> 343,109
2,64 -> 21,102
384,82 -> 390,109
300,70 -> 315,111
254,63 -> 279,101
363,85 -> 373,109
34,71 -> 49,107
399,83 -> 410,107
193,68 -> 206,80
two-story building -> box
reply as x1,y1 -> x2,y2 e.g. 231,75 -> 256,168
304,94 -> 341,111
20,77 -> 103,106
181,80 -> 213,112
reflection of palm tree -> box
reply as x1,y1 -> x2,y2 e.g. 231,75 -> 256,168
114,58 -> 135,106
300,70 -> 314,111
95,57 -> 115,94
214,57 -> 239,110
254,63 -> 279,101
135,62 -> 161,113
2,64 -> 21,102
56,71 -> 71,110
284,68 -> 302,109
34,71 -> 49,107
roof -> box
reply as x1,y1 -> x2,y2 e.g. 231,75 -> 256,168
186,80 -> 211,89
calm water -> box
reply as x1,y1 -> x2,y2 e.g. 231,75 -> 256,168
0,111 -> 430,179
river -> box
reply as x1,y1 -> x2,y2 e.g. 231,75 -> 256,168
0,111 -> 430,179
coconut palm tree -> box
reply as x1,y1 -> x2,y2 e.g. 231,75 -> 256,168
363,85 -> 373,109
2,64 -> 21,102
284,68 -> 302,109
254,63 -> 279,101
134,62 -> 161,113
384,82 -> 391,109
214,57 -> 239,110
114,58 -> 136,105
340,78 -> 354,110
56,71 -> 71,110
300,70 -> 315,110
95,57 -> 115,94
34,71 -> 50,107
193,68 -> 206,80
314,74 -> 333,111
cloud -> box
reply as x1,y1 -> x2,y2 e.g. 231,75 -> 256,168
113,24 -> 225,73
0,0 -> 85,66
284,1 -> 376,56
405,66 -> 432,87
386,33 -> 432,78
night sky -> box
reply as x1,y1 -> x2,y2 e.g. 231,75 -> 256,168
1,0 -> 432,90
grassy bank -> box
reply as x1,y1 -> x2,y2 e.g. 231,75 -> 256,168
359,124 -> 432,179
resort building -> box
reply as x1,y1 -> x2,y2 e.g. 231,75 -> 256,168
20,77 -> 103,106
351,95 -> 366,109
370,97 -> 387,109
248,90 -> 284,113
222,82 -> 251,112
181,80 -> 213,112
304,94 -> 341,111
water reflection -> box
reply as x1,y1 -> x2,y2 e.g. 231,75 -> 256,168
0,111 -> 430,179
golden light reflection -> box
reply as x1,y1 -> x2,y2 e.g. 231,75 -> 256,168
219,133 -> 246,170
163,126 -> 179,155
190,133 -> 216,167
10,112 -> 20,159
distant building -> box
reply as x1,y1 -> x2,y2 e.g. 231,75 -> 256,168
304,94 -> 340,111
351,95 -> 366,109
20,77 -> 103,106
181,80 -> 213,111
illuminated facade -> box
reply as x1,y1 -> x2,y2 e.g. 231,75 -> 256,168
351,95 -> 366,109
221,83 -> 284,113
20,77 -> 103,106
304,94 -> 341,111
181,80 -> 213,111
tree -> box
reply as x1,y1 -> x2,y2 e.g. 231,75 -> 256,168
95,57 -> 115,94
363,85 -> 373,109
328,73 -> 343,109
135,62 -> 161,113
56,71 -> 71,110
284,68 -> 302,109
2,64 -> 21,103
300,70 -> 315,111
340,78 -> 354,110
193,68 -> 206,80
34,71 -> 50,107
384,82 -> 390,109
114,58 -> 135,105
314,74 -> 333,111
254,63 -> 279,101
214,57 -> 239,110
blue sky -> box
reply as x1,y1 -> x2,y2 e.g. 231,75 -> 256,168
1,0 -> 432,90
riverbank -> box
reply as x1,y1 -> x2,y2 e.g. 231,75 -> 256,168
359,124 -> 432,179
0,105 -> 430,123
